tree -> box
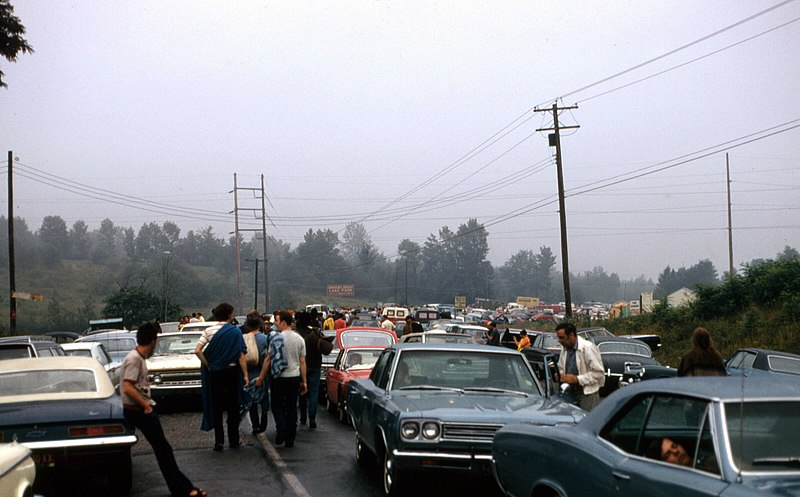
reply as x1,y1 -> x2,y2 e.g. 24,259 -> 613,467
102,287 -> 178,328
69,220 -> 90,259
94,218 -> 118,261
341,222 -> 375,264
0,0 -> 33,88
38,215 -> 70,259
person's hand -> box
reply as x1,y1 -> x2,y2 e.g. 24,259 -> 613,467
144,405 -> 154,415
255,377 -> 262,388
299,381 -> 308,395
243,375 -> 249,388
561,373 -> 578,385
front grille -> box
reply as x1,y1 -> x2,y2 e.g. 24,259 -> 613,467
152,370 -> 200,386
441,423 -> 503,442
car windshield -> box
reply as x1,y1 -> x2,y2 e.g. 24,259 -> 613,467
598,341 -> 651,357
84,337 -> 135,354
539,334 -> 560,349
155,335 -> 200,355
724,400 -> 800,472
392,350 -> 539,395
344,349 -> 383,370
0,345 -> 33,360
340,331 -> 395,348
425,334 -> 475,344
0,369 -> 98,395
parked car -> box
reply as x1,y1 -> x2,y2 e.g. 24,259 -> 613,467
320,329 -> 340,399
579,326 -> 663,352
443,324 -> 489,344
725,348 -> 800,377
0,442 -> 36,497
399,331 -> 477,344
61,342 -> 122,389
0,336 -> 65,360
492,376 -> 800,497
326,346 -> 387,424
618,362 -> 679,388
413,308 -> 439,325
42,331 -> 81,343
146,331 -> 203,401
178,321 -> 224,334
76,330 -> 137,363
347,343 -> 585,497
0,357 -> 137,494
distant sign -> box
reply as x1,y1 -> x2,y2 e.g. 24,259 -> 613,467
454,296 -> 467,308
516,296 -> 539,308
327,284 -> 355,297
11,292 -> 44,302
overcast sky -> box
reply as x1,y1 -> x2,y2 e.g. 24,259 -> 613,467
2,0 -> 799,281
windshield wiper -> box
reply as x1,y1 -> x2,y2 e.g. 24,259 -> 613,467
397,385 -> 464,393
753,457 -> 800,467
462,387 -> 528,397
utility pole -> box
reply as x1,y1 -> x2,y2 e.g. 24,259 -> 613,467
535,103 -> 579,319
7,151 -> 16,333
246,258 -> 260,310
232,174 -> 271,313
726,153 -> 735,279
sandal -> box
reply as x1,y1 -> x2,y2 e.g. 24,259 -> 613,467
188,488 -> 208,497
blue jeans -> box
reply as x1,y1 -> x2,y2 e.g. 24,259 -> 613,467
124,408 -> 193,496
298,368 -> 321,421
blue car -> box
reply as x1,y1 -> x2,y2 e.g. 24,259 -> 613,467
346,343 -> 585,497
492,376 -> 800,497
726,348 -> 800,377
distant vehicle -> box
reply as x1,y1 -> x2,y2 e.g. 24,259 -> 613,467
0,357 -> 137,495
306,304 -> 329,318
61,342 -> 121,389
84,317 -> 125,335
381,306 -> 409,323
443,324 -> 489,344
413,308 -> 439,324
42,331 -> 81,344
146,331 -> 204,401
159,321 -> 181,333
179,321 -> 224,334
76,331 -> 137,364
399,331 -> 477,344
726,348 -> 800,377
0,442 -> 35,497
0,336 -> 65,360
492,377 -> 800,497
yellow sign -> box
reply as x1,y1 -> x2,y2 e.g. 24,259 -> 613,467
11,292 -> 44,302
516,296 -> 539,308
454,296 -> 467,308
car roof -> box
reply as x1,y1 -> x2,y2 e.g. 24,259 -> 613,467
61,342 -> 101,350
158,331 -> 202,338
392,342 -> 521,354
0,356 -> 116,401
733,347 -> 800,359
614,376 -> 800,401
77,330 -> 135,339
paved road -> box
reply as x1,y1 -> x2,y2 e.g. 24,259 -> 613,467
128,401 -> 504,497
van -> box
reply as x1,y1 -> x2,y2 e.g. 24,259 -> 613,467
381,306 -> 409,322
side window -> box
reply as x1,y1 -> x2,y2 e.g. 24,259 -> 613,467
600,394 -> 653,454
641,395 -> 712,471
370,350 -> 392,385
377,351 -> 396,389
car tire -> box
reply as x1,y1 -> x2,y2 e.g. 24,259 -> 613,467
337,395 -> 349,425
109,450 -> 133,495
355,433 -> 372,469
383,450 -> 405,497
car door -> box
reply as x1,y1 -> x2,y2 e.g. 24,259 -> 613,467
351,349 -> 393,448
361,350 -> 395,452
605,394 -> 728,497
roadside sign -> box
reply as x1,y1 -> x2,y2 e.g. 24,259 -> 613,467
454,296 -> 467,308
516,296 -> 539,308
11,292 -> 44,302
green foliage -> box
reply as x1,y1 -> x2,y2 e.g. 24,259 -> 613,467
0,0 -> 33,88
102,287 -> 180,329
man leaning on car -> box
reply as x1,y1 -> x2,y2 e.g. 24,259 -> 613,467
556,322 -> 605,411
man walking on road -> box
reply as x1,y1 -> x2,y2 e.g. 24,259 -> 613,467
120,322 -> 207,497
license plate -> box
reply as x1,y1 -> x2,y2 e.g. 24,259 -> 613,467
32,452 -> 56,466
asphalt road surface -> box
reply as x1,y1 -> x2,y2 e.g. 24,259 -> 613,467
126,400 -> 505,497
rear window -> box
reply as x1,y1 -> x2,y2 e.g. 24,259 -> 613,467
767,355 -> 800,375
0,345 -> 34,359
0,369 -> 98,395
724,401 -> 800,472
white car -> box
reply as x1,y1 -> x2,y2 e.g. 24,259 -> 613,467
61,342 -> 121,388
0,442 -> 35,497
399,331 -> 478,344
443,324 -> 490,344
146,332 -> 203,401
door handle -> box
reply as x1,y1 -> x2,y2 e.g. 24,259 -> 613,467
612,471 -> 630,481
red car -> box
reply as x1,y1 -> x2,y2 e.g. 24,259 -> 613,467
325,328 -> 397,424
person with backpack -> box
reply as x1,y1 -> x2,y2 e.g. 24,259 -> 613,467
240,310 -> 270,434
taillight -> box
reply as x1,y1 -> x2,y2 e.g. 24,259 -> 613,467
68,424 -> 126,437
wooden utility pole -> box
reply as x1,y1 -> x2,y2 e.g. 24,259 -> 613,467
726,153 -> 734,279
7,151 -> 16,333
233,175 -> 271,313
535,103 -> 579,319
246,258 -> 260,310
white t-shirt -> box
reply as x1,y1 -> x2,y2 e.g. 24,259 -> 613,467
281,329 -> 306,378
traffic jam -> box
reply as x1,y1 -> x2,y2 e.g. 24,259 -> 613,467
2,303 -> 799,497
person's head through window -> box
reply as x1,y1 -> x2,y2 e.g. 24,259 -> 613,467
395,361 -> 411,386
646,437 -> 691,467
347,352 -> 362,368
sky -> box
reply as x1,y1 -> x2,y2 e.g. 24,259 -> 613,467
2,0 -> 799,281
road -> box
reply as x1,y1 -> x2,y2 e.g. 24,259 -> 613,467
128,401 -> 504,497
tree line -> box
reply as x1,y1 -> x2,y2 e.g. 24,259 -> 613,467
4,214 -> 788,332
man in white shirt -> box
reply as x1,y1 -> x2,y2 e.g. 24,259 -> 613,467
270,310 -> 307,448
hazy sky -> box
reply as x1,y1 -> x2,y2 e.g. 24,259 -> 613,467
2,0 -> 799,281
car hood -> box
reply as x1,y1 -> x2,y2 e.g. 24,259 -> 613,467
743,476 -> 800,496
390,391 -> 585,425
147,354 -> 200,371
0,398 -> 120,432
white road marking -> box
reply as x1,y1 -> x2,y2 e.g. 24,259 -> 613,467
257,433 -> 312,497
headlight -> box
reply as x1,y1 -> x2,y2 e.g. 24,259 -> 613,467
421,422 -> 440,440
151,374 -> 162,384
401,421 -> 420,440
